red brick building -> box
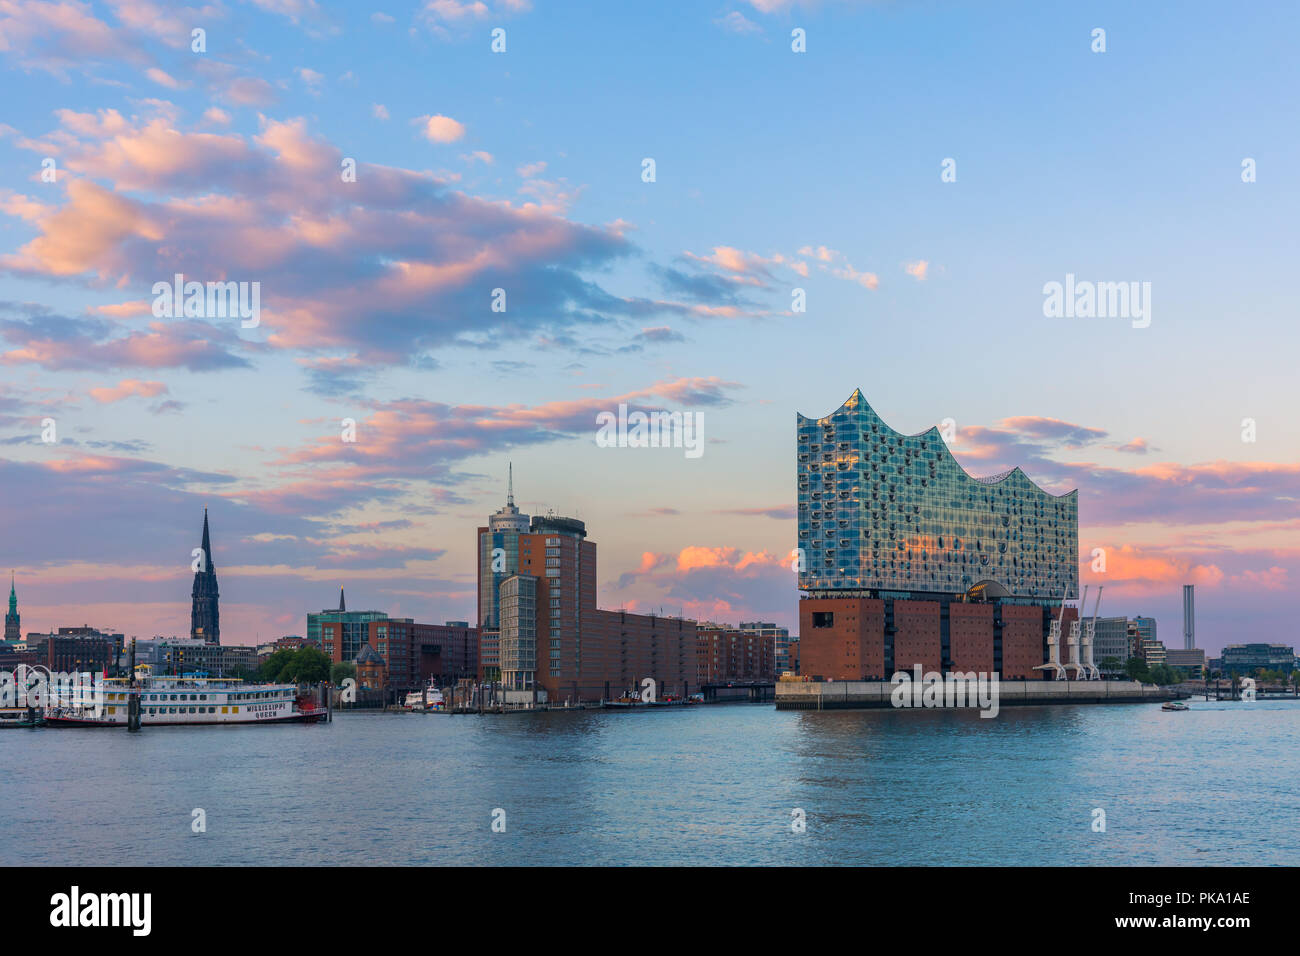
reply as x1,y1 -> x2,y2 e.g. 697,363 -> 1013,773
366,618 -> 478,691
695,624 -> 776,684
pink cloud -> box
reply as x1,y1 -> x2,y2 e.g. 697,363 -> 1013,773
417,113 -> 466,143
87,378 -> 168,403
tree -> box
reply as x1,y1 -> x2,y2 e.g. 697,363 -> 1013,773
1100,656 -> 1122,677
330,662 -> 356,685
1124,657 -> 1151,683
259,647 -> 331,684
257,648 -> 294,682
1148,664 -> 1181,686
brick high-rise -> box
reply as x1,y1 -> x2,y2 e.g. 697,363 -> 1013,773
479,468 -> 696,703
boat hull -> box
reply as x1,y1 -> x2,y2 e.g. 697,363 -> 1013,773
44,710 -> 325,727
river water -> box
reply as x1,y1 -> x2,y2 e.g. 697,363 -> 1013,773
3,700 -> 1295,865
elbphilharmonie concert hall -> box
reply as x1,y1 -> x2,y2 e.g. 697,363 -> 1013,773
796,390 -> 1080,681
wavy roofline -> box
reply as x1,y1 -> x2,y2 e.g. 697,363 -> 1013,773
797,388 -> 1077,500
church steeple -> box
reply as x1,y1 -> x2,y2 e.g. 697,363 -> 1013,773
190,507 -> 221,645
339,585 -> 346,613
3,571 -> 18,643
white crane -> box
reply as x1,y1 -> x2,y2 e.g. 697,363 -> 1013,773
1066,585 -> 1088,679
1081,585 -> 1103,680
1034,587 -> 1070,680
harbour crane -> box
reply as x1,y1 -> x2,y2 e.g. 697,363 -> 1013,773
1034,587 -> 1070,680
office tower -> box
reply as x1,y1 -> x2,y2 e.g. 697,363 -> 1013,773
479,468 -> 695,703
477,463 -> 530,680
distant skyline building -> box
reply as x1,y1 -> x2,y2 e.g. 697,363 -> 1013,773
1183,584 -> 1196,650
1214,643 -> 1296,676
796,390 -> 1080,681
1092,616 -> 1131,673
696,623 -> 775,684
4,572 -> 18,643
310,587 -> 386,663
1165,647 -> 1206,677
1130,616 -> 1157,657
736,621 -> 790,673
189,508 -> 220,645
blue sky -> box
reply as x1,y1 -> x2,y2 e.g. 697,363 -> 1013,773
0,0 -> 1296,653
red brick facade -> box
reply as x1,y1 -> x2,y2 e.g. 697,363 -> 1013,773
892,600 -> 941,675
695,626 -> 775,684
998,605 -> 1045,679
798,597 -> 885,680
949,602 -> 995,674
800,596 -> 1062,680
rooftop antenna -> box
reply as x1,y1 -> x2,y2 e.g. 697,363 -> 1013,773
507,461 -> 514,507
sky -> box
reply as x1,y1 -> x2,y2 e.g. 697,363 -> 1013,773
0,0 -> 1296,655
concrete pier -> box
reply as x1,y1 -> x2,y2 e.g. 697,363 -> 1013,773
775,678 -> 1180,710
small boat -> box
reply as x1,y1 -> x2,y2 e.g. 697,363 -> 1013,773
0,706 -> 41,728
602,695 -> 640,709
403,683 -> 445,711
1161,701 -> 1189,711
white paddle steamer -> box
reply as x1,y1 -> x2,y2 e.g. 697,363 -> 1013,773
44,676 -> 327,727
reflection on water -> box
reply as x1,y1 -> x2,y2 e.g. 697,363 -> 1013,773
2,700 -> 1295,866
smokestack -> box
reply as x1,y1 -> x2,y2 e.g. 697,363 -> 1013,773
1182,584 -> 1195,650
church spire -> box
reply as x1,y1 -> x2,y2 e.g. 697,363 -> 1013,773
339,585 -> 346,613
191,507 -> 220,645
4,570 -> 19,643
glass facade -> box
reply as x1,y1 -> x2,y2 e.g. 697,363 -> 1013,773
797,389 -> 1078,600
307,609 -> 387,661
499,574 -> 537,690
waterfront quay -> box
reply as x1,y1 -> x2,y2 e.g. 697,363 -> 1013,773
775,678 -> 1180,710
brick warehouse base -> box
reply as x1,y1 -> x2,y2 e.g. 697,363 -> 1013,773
799,595 -> 1082,682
